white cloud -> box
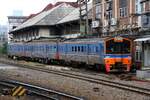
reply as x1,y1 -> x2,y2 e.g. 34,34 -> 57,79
0,0 -> 77,25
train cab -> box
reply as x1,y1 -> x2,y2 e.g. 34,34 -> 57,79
104,36 -> 132,72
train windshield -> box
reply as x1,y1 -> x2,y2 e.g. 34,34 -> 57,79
106,39 -> 131,54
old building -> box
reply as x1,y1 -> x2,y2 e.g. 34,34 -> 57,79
134,0 -> 150,68
8,16 -> 27,31
9,2 -> 78,42
9,2 -> 93,42
92,0 -> 142,36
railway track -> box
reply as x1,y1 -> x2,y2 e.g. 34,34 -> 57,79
0,59 -> 150,96
0,79 -> 84,100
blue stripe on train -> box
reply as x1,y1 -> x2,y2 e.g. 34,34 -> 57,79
104,54 -> 131,58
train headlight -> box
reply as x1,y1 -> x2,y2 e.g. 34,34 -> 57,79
105,58 -> 115,64
123,59 -> 131,64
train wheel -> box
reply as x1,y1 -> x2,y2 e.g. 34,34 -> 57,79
13,56 -> 17,60
95,64 -> 100,71
95,64 -> 105,72
44,59 -> 48,64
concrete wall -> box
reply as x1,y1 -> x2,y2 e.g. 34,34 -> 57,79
39,27 -> 50,37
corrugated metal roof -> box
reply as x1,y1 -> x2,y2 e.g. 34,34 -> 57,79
36,4 -> 75,25
10,3 -> 75,33
57,3 -> 92,24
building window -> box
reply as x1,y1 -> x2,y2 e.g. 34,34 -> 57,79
142,15 -> 149,25
105,1 -> 113,19
119,0 -> 128,18
95,4 -> 102,19
107,10 -> 113,19
141,2 -> 146,12
12,26 -> 17,29
95,0 -> 101,4
106,1 -> 113,11
135,5 -> 138,13
119,0 -> 127,8
120,7 -> 127,17
135,0 -> 141,14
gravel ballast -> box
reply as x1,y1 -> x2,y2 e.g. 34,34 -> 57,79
0,63 -> 149,100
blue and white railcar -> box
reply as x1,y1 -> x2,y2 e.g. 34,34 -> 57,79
8,42 -> 24,58
59,38 -> 105,66
8,36 -> 133,72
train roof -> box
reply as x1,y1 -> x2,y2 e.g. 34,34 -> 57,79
61,38 -> 105,44
9,36 -> 132,45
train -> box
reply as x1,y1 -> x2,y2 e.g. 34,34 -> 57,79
7,36 -> 135,72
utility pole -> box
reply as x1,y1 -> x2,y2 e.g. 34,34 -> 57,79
85,0 -> 89,34
77,0 -> 89,35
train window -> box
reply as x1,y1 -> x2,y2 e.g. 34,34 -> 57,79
81,46 -> 84,52
106,39 -> 131,54
89,47 -> 91,53
78,46 -> 80,52
75,46 -> 77,52
62,46 -> 64,52
40,46 -> 42,51
72,46 -> 74,52
84,46 -> 86,52
94,46 -> 98,53
96,46 -> 98,53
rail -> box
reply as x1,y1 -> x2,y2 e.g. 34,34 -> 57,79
0,79 -> 84,100
0,59 -> 150,96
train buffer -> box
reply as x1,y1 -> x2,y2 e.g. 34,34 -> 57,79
11,86 -> 27,97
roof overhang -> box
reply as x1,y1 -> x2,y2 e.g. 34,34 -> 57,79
134,37 -> 150,42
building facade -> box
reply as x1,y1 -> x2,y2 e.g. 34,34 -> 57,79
9,3 -> 76,42
8,16 -> 27,31
92,0 -> 142,36
134,0 -> 150,67
140,0 -> 150,33
9,2 -> 93,42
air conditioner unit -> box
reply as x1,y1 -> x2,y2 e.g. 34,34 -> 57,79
142,15 -> 149,25
110,18 -> 117,26
92,21 -> 99,28
105,0 -> 112,2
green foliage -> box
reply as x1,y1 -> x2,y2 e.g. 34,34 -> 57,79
0,42 -> 8,54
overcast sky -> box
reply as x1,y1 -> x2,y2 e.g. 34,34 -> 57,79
0,0 -> 76,25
